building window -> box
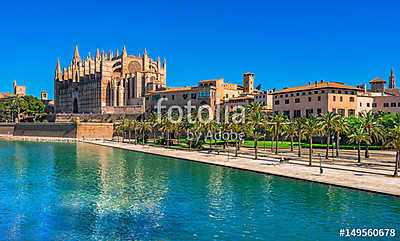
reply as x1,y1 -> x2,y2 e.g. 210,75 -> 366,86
285,99 -> 289,104
384,103 -> 389,107
314,91 -> 318,94
348,109 -> 355,116
317,109 -> 322,115
318,96 -> 321,101
308,97 -> 312,102
372,103 -> 376,107
172,95 -> 175,100
296,93 -> 300,96
332,108 -> 336,113
295,98 -> 300,103
183,94 -> 188,100
290,94 -> 294,97
285,94 -> 288,97
338,109 -> 345,116
321,90 -> 325,93
391,102 -> 396,107
294,109 -> 301,118
333,96 -> 336,101
283,111 -> 290,117
275,100 -> 280,105
367,103 -> 370,107
360,103 -> 362,107
280,95 -> 283,98
331,90 -> 336,93
306,109 -> 313,117
338,90 -> 342,94
350,97 -> 354,102
191,93 -> 197,99
275,95 -> 278,99
345,91 -> 348,94
308,92 -> 312,95
302,92 -> 306,96
340,96 -> 343,102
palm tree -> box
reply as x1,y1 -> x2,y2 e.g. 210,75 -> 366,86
348,126 -> 367,163
229,122 -> 243,157
385,123 -> 400,176
360,111 -> 383,159
114,121 -> 124,142
138,120 -> 151,145
247,102 -> 264,159
148,112 -> 159,143
331,115 -> 348,157
271,112 -> 287,154
294,117 -> 306,157
283,121 -> 296,152
318,112 -> 339,159
303,115 -> 320,166
159,114 -> 173,147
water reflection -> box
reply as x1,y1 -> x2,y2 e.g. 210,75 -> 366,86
0,140 -> 399,241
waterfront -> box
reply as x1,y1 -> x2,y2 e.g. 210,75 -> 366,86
0,140 -> 399,240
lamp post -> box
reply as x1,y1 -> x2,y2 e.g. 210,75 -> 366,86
319,154 -> 323,174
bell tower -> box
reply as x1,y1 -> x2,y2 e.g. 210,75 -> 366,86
389,68 -> 396,89
243,72 -> 254,94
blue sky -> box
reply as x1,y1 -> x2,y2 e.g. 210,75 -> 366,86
1,0 -> 399,99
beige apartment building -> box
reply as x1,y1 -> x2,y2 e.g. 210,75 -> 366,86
272,80 -> 362,118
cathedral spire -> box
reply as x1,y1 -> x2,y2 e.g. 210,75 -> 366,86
96,48 -> 100,59
163,57 -> 166,69
157,56 -> 160,67
143,48 -> 147,57
389,67 -> 396,89
55,58 -> 62,79
109,50 -> 113,59
115,49 -> 119,57
122,45 -> 127,56
73,44 -> 80,61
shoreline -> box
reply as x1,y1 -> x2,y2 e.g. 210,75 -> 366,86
84,140 -> 400,197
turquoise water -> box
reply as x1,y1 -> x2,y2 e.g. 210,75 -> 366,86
0,141 -> 399,240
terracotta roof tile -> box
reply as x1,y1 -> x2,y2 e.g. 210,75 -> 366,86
272,82 -> 361,94
369,78 -> 386,83
0,93 -> 15,99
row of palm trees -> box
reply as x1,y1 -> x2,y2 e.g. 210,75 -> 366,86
114,102 -> 400,176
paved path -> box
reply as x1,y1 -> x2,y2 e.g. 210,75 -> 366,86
84,140 -> 400,197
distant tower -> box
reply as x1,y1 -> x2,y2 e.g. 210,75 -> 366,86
243,72 -> 254,94
41,91 -> 48,100
13,80 -> 26,96
389,68 -> 396,89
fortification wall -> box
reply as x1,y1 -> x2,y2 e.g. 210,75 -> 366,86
76,123 -> 113,139
13,123 -> 77,138
0,124 -> 15,135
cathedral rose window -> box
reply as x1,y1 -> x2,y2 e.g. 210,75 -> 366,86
128,61 -> 141,72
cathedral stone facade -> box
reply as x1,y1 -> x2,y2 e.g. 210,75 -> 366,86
54,45 -> 166,114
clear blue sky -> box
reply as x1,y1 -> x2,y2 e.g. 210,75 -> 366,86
1,0 -> 399,99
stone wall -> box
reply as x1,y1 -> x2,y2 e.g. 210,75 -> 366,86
14,123 -> 77,138
0,124 -> 15,135
76,123 -> 113,139
1,122 -> 113,139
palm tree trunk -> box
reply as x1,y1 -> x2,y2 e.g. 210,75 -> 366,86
298,132 -> 302,157
365,144 -> 369,159
189,140 -> 192,150
290,136 -> 294,152
358,143 -> 361,163
263,135 -> 266,152
275,124 -> 279,154
142,131 -> 145,145
309,137 -> 313,166
271,136 -> 274,152
325,132 -> 330,159
336,132 -> 340,157
394,150 -> 399,177
254,139 -> 258,159
235,140 -> 238,157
